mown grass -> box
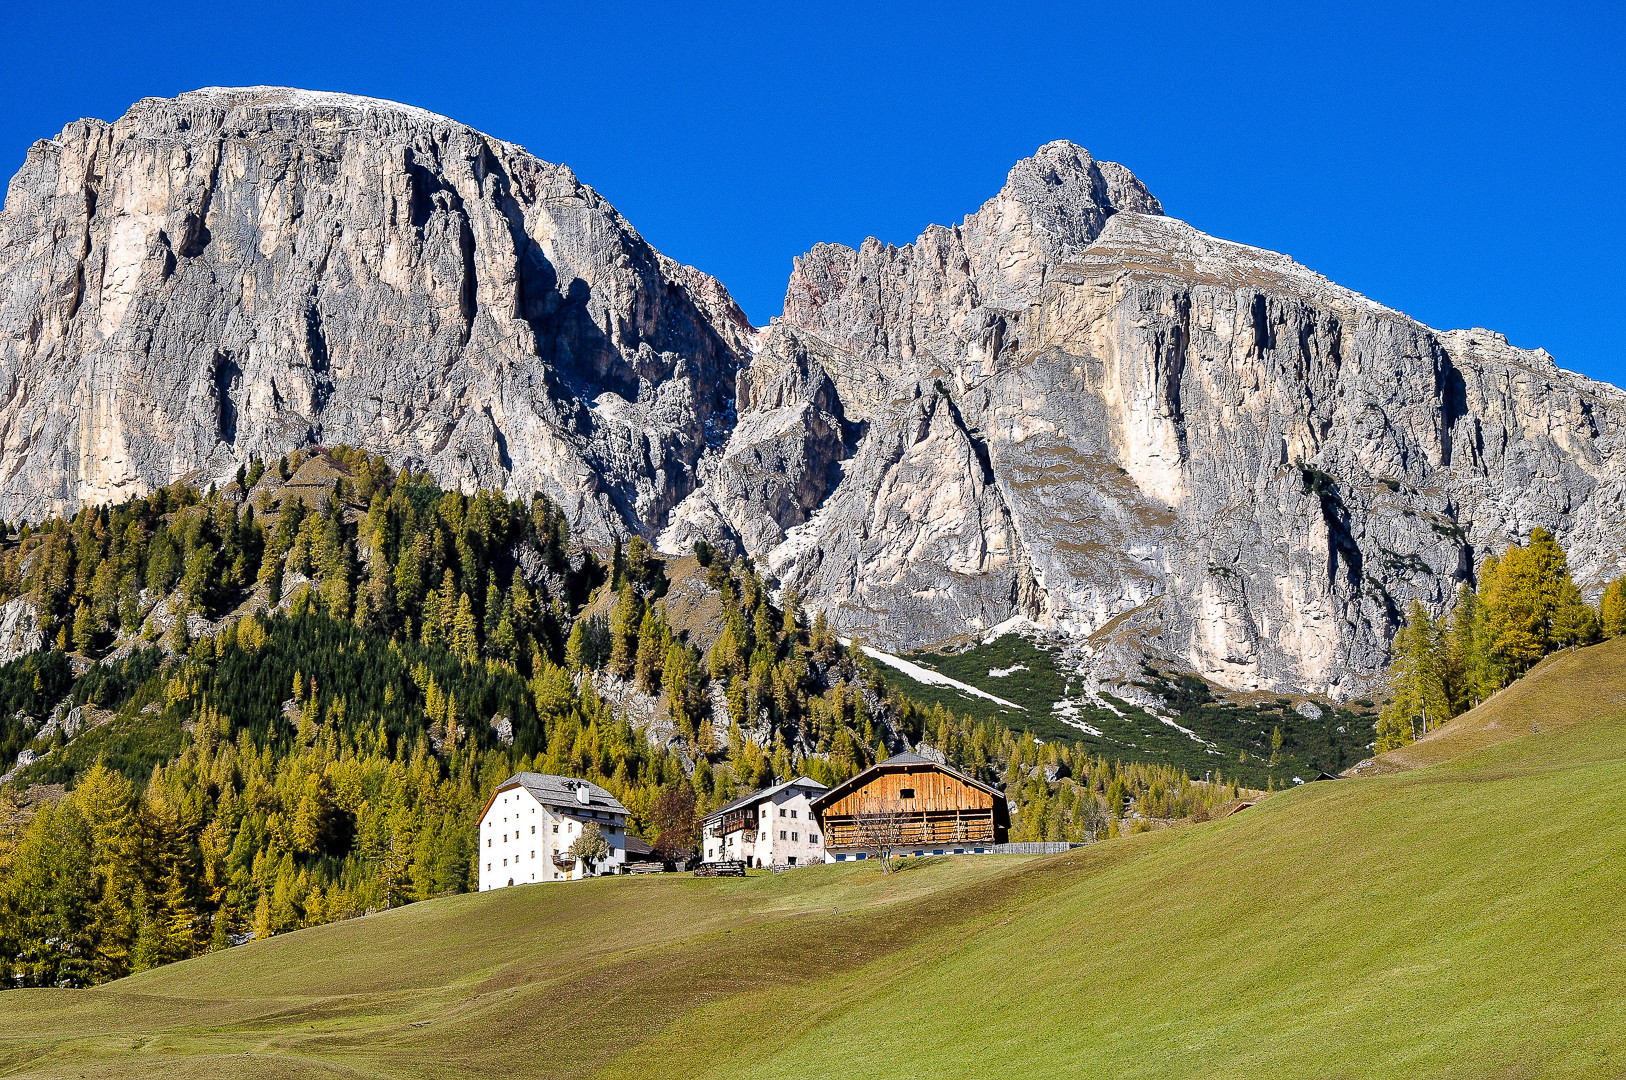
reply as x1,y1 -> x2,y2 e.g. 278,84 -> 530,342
5,640 -> 1626,1078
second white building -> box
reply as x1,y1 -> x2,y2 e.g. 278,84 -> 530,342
702,776 -> 828,868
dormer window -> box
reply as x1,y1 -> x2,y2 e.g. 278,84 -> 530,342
899,788 -> 915,800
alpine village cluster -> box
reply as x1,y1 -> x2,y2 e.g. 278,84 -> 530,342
1,448 -> 1257,986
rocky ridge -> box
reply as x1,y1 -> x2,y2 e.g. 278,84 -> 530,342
2,91 -> 1622,699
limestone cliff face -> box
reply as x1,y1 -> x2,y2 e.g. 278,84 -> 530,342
3,93 -> 1622,698
683,144 -> 1626,699
0,87 -> 750,540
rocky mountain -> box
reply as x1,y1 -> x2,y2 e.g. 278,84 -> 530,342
0,87 -> 750,542
2,89 -> 1622,699
670,142 -> 1626,700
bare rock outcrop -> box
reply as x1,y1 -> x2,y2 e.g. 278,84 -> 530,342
713,146 -> 1626,699
0,87 -> 750,541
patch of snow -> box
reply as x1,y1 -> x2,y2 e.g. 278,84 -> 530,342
982,614 -> 1039,643
988,663 -> 1028,678
1049,698 -> 1103,737
181,86 -> 463,128
840,639 -> 1024,711
1154,713 -> 1214,746
765,474 -> 851,577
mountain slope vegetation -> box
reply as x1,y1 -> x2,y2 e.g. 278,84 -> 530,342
0,453 -> 1244,987
1,637 -> 1622,1078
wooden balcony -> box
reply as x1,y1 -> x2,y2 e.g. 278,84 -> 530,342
823,811 -> 996,850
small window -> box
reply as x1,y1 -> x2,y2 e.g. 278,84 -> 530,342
791,832 -> 798,841
552,824 -> 558,834
531,825 -> 536,834
486,862 -> 491,871
779,808 -> 786,817
503,858 -> 507,866
780,830 -> 787,839
760,831 -> 767,840
791,810 -> 798,819
811,834 -> 820,844
487,839 -> 491,848
899,788 -> 915,800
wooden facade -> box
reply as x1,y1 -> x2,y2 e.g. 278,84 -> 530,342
812,753 -> 1008,852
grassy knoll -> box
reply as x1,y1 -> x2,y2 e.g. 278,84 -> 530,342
1363,634 -> 1626,773
5,645 -> 1626,1077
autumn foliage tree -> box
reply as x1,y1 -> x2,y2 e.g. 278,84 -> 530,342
1378,529 -> 1621,751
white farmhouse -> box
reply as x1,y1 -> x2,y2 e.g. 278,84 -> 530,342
702,776 -> 828,868
478,772 -> 631,890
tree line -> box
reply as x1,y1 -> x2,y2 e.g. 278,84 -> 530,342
1378,528 -> 1625,750
0,449 -> 1247,988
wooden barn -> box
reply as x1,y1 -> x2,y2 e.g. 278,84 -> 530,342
810,752 -> 1008,860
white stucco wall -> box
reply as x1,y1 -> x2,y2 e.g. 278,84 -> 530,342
479,786 -> 628,890
702,782 -> 826,867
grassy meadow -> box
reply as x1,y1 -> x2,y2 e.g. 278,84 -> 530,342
4,641 -> 1626,1077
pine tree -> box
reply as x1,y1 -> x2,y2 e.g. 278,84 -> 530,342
451,593 -> 480,664
564,620 -> 589,671
1601,578 -> 1626,639
1377,601 -> 1448,750
608,586 -> 642,678
634,611 -> 662,693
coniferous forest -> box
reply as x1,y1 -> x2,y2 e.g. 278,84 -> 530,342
0,449 -> 1243,988
1377,527 -> 1626,750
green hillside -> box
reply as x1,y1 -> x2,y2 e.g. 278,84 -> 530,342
4,640 -> 1624,1078
889,633 -> 1377,787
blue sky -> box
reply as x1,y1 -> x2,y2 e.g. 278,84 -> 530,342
4,1 -> 1621,382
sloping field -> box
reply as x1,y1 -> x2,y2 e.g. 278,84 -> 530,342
1360,634 -> 1626,773
3,644 -> 1625,1078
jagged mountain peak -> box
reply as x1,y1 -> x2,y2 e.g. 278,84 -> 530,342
991,139 -> 1163,227
0,87 -> 750,540
2,90 -> 1623,703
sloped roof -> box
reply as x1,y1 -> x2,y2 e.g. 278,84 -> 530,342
703,776 -> 829,826
809,754 -> 1003,813
623,835 -> 655,857
484,772 -> 629,819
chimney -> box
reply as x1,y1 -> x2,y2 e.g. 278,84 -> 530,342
576,782 -> 591,806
